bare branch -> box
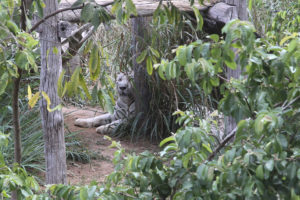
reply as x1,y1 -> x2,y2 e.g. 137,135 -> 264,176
207,127 -> 237,161
29,1 -> 114,33
29,4 -> 84,33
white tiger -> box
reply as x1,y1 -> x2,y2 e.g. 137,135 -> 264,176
74,73 -> 135,134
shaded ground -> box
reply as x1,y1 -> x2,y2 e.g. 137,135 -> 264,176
63,106 -> 158,185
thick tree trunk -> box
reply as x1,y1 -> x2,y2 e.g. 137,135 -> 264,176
131,17 -> 151,118
222,0 -> 248,137
39,0 -> 67,184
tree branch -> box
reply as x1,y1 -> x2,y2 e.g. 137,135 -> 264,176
29,4 -> 84,33
207,127 -> 237,161
29,1 -> 114,33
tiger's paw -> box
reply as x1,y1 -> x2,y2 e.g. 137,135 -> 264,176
96,125 -> 113,135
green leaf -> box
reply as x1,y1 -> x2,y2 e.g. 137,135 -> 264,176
79,74 -> 92,100
287,162 -> 297,181
254,113 -> 272,135
36,0 -> 44,17
150,47 -> 160,58
265,159 -> 274,172
160,136 -> 175,147
6,20 -> 19,35
0,132 -> 9,147
15,51 -> 28,69
0,72 -> 9,96
71,0 -> 83,8
224,60 -> 237,70
185,62 -> 196,83
158,60 -> 167,80
53,47 -> 58,55
81,3 -> 95,22
169,61 -> 177,79
80,187 -> 88,200
288,39 -> 298,52
7,0 -> 14,16
207,34 -> 219,42
202,143 -> 212,153
297,168 -> 300,180
276,134 -> 288,149
136,50 -> 147,64
68,68 -> 80,97
210,77 -> 219,87
196,164 -> 208,181
126,0 -> 137,16
256,165 -> 264,180
57,69 -> 66,98
177,46 -> 187,66
88,45 -> 99,80
146,56 -> 153,75
279,32 -> 298,46
248,0 -> 253,11
192,6 -> 203,31
26,53 -> 37,72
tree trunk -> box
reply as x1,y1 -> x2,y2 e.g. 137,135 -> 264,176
39,0 -> 67,184
12,70 -> 22,164
222,0 -> 248,137
131,17 -> 151,118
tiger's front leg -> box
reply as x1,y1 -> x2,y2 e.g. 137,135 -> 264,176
74,113 -> 113,128
95,119 -> 122,135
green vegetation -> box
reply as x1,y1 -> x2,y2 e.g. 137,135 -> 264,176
0,0 -> 300,199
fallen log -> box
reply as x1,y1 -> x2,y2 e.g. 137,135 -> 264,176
58,0 -> 220,22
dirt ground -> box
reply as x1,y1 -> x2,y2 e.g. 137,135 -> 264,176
63,106 -> 158,185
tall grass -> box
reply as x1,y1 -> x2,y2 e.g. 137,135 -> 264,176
0,106 -> 94,179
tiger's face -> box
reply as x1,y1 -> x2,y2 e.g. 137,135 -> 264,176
116,73 -> 133,98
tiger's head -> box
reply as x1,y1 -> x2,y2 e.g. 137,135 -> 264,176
116,73 -> 134,100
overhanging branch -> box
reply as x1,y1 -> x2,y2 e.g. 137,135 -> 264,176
29,1 -> 114,33
29,5 -> 84,33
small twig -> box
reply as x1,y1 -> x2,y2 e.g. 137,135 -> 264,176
244,97 -> 255,119
170,81 -> 179,110
217,74 -> 229,82
207,127 -> 237,161
283,96 -> 300,110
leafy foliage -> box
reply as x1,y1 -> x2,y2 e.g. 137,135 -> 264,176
4,16 -> 298,200
1,0 -> 300,199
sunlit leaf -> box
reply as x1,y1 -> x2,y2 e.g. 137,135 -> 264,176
146,56 -> 153,75
136,50 -> 147,64
28,92 -> 40,109
42,91 -> 62,112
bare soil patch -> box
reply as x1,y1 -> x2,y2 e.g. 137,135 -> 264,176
63,106 -> 158,185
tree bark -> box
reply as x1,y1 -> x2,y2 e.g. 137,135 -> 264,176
222,0 -> 248,137
131,17 -> 151,118
39,0 -> 67,184
12,0 -> 29,167
12,70 -> 22,164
